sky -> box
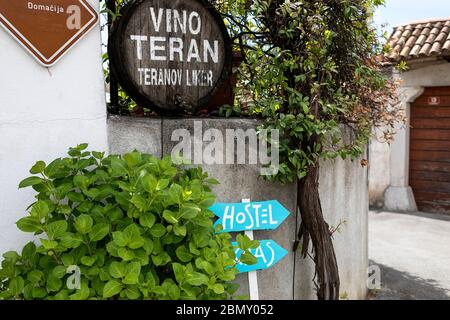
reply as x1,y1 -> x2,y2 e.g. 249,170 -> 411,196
101,0 -> 449,49
374,0 -> 450,35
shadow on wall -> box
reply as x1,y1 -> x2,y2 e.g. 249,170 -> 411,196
369,261 -> 450,300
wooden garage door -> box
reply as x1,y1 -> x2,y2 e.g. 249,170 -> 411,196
410,87 -> 450,214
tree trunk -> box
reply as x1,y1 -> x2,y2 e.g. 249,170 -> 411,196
296,161 -> 340,300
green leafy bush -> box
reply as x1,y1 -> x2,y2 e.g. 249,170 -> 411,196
0,144 -> 257,300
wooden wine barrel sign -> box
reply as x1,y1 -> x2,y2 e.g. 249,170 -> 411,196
109,0 -> 232,115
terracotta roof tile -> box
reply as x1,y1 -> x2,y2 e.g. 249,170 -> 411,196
430,27 -> 441,35
419,42 -> 432,56
421,27 -> 431,36
412,28 -> 422,37
443,40 -> 450,51
425,33 -> 437,43
405,36 -> 417,47
403,29 -> 413,37
430,42 -> 442,55
387,18 -> 450,61
400,46 -> 411,57
417,34 -> 427,46
436,29 -> 448,42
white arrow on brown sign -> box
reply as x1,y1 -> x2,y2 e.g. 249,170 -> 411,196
0,0 -> 98,67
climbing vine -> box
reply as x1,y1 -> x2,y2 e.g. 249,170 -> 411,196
213,0 -> 403,300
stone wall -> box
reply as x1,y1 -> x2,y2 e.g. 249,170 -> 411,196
108,116 -> 369,300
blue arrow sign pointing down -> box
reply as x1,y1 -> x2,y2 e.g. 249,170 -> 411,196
233,239 -> 288,273
210,200 -> 290,233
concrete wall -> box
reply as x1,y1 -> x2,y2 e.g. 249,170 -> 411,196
0,0 -> 107,254
108,116 -> 369,300
296,145 -> 369,300
368,60 -> 450,211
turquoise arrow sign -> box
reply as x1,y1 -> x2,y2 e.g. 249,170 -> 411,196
210,200 -> 290,233
233,240 -> 288,273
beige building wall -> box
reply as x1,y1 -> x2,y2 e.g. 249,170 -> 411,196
369,59 -> 450,211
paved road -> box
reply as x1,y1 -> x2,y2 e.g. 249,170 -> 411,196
369,211 -> 450,300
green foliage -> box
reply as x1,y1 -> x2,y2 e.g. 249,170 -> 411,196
100,0 -> 139,115
0,145 -> 257,300
215,0 -> 402,183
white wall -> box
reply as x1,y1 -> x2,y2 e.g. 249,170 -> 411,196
0,0 -> 107,254
368,132 -> 391,208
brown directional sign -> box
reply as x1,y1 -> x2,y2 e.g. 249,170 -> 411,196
0,0 -> 98,67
